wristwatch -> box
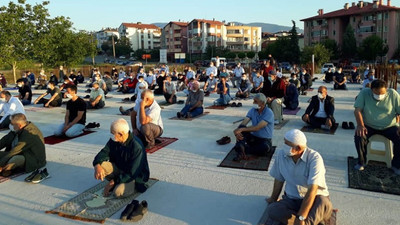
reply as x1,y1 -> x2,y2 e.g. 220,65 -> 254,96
297,215 -> 305,221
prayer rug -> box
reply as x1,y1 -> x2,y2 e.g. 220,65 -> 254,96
158,101 -> 174,107
146,137 -> 178,154
274,119 -> 289,130
0,172 -> 24,184
169,111 -> 210,121
205,105 -> 228,110
218,146 -> 276,171
300,123 -> 338,135
307,88 -> 314,91
44,131 -> 96,145
46,178 -> 158,224
117,101 -> 133,104
232,119 -> 244,124
283,107 -> 301,115
257,207 -> 337,225
25,107 -> 48,112
347,157 -> 400,195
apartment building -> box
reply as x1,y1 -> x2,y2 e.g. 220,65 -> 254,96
187,19 -> 225,54
95,28 -> 119,49
224,23 -> 262,52
162,21 -> 188,60
301,0 -> 400,58
118,22 -> 161,51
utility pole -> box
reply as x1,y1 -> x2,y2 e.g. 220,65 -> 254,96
112,35 -> 116,59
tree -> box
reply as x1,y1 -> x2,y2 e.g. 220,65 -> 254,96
288,20 -> 301,64
246,51 -> 256,59
115,36 -> 133,57
237,52 -> 246,59
301,44 -> 331,67
321,39 -> 339,60
225,52 -> 236,59
342,24 -> 357,59
358,35 -> 388,61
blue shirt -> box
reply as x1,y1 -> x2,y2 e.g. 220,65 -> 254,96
246,106 -> 274,138
217,82 -> 230,98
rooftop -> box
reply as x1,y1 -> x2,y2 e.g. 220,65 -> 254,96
121,23 -> 160,30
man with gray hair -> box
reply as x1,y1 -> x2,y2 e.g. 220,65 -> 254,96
131,90 -> 163,149
266,129 -> 332,225
0,113 -> 46,178
232,93 -> 274,161
93,118 -> 150,198
177,81 -> 204,118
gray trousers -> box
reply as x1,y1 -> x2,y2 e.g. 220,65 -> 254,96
267,195 -> 332,225
139,123 -> 163,148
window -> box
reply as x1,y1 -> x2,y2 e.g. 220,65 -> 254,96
333,19 -> 336,25
175,45 -> 181,49
359,26 -> 374,33
377,13 -> 382,20
377,26 -> 381,32
244,37 -> 249,41
174,37 -> 180,41
384,26 -> 388,32
384,12 -> 389,19
353,17 -> 356,22
333,30 -> 336,36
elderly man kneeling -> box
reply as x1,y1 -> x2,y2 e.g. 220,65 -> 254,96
93,118 -> 150,198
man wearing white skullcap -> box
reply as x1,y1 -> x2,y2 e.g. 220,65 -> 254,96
266,129 -> 332,225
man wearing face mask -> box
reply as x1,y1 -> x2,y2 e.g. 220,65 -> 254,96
0,113 -> 46,177
86,83 -> 105,109
54,85 -> 86,137
177,81 -> 204,119
333,67 -> 347,90
59,76 -> 75,98
214,76 -> 231,106
353,79 -> 400,173
266,129 -> 332,225
163,75 -> 177,104
302,86 -> 335,130
251,71 -> 263,94
131,90 -> 163,149
121,72 -> 137,94
93,118 -> 149,197
263,70 -> 286,125
15,79 -> 32,105
232,93 -> 274,161
0,91 -> 25,129
33,81 -> 62,107
236,73 -> 251,99
203,73 -> 218,96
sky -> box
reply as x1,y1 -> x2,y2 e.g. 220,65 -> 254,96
17,0 -> 398,31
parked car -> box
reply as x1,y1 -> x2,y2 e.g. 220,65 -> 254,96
119,56 -> 126,59
116,60 -> 124,65
342,65 -> 354,76
321,63 -> 335,73
279,62 -> 291,71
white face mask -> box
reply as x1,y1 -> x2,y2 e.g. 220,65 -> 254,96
9,124 -> 15,132
66,94 -> 72,99
253,104 -> 260,109
192,89 -> 198,93
110,133 -> 117,142
95,77 -> 100,81
318,93 -> 324,99
17,84 -> 23,88
373,93 -> 386,101
282,144 -> 295,157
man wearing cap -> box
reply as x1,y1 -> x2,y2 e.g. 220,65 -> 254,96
266,129 -> 332,225
302,86 -> 335,130
262,70 -> 286,125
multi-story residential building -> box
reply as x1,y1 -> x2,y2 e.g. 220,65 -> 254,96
118,22 -> 161,51
187,19 -> 225,55
95,28 -> 119,49
223,23 -> 262,52
301,0 -> 400,58
163,21 -> 188,61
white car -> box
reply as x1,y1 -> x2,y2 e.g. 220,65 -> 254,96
321,63 -> 335,74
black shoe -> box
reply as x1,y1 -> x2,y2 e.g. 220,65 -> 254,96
25,169 -> 40,182
177,112 -> 182,118
217,136 -> 231,145
83,95 -> 90,99
95,122 -> 100,128
231,102 -> 237,107
85,122 -> 97,129
135,183 -> 147,193
122,97 -> 130,102
177,100 -> 184,104
128,200 -> 148,222
236,102 -> 242,107
121,200 -> 139,221
349,122 -> 355,129
119,106 -> 128,115
342,122 -> 349,129
31,168 -> 50,184
85,89 -> 91,93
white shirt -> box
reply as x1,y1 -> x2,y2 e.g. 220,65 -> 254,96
206,66 -> 218,77
133,99 -> 163,131
186,70 -> 196,80
0,97 -> 25,123
269,147 -> 329,199
315,98 -> 327,118
137,72 -> 147,80
134,81 -> 149,104
233,66 -> 245,78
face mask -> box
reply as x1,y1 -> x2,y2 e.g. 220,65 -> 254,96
47,85 -> 51,89
9,124 -> 15,132
318,93 -> 324,99
373,93 -> 386,101
253,104 -> 260,109
192,89 -> 198,93
282,144 -> 295,157
0,98 -> 5,102
64,81 -> 68,84
110,134 -> 117,142
242,78 -> 247,81
95,77 -> 100,81
292,77 -> 297,80
66,94 -> 72,99
17,84 -> 23,88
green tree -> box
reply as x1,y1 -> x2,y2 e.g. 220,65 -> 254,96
115,36 -> 133,57
150,48 -> 160,61
358,35 -> 388,61
342,24 -> 357,59
237,52 -> 246,59
246,51 -> 256,59
225,52 -> 236,59
288,20 -> 301,64
321,39 -> 339,60
301,44 -> 331,67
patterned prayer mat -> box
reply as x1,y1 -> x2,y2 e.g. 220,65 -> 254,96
283,107 -> 301,115
146,137 -> 178,154
44,131 -> 96,145
300,123 -> 338,135
274,119 -> 289,130
257,207 -> 337,225
347,157 -> 400,195
218,146 -> 276,171
205,105 -> 228,110
169,111 -> 210,121
46,178 -> 158,223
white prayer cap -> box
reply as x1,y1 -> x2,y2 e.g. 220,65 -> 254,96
284,129 -> 307,146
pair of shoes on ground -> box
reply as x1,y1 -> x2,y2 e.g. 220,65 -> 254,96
216,136 -> 231,145
230,102 -> 242,107
342,122 -> 355,129
176,112 -> 191,119
177,100 -> 184,104
85,122 -> 100,129
24,168 -> 50,183
120,200 -> 148,222
83,95 -> 90,99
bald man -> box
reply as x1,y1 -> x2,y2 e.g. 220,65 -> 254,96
93,118 -> 150,198
266,129 -> 332,225
131,90 -> 163,149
